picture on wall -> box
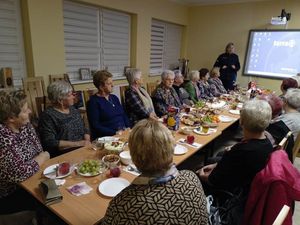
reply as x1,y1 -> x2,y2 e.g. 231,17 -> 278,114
79,68 -> 91,80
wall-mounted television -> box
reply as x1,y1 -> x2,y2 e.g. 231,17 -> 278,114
243,29 -> 300,79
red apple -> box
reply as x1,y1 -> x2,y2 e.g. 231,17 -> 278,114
186,135 -> 195,145
110,167 -> 121,177
57,162 -> 70,176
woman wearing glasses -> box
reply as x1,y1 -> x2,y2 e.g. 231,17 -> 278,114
38,80 -> 90,157
152,70 -> 182,117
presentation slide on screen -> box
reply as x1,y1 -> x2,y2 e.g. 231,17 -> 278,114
244,31 -> 300,78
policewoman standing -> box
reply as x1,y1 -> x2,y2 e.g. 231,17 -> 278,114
214,42 -> 240,91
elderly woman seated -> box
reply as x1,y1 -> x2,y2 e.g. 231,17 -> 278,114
152,70 -> 182,117
38,80 -> 90,157
199,99 -> 273,224
291,73 -> 300,88
0,90 -> 49,216
280,78 -> 298,96
184,70 -> 201,103
172,70 -> 193,106
198,68 -> 214,100
273,88 -> 300,141
208,67 -> 227,97
87,70 -> 130,139
100,119 -> 208,225
124,68 -> 158,125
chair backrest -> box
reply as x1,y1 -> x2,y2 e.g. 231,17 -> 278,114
292,132 -> 300,161
147,82 -> 159,96
277,131 -> 292,150
272,205 -> 290,225
49,73 -> 70,84
83,89 -> 98,105
35,96 -> 51,117
22,77 -> 46,118
119,85 -> 129,107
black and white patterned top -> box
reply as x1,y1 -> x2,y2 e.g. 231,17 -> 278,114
0,123 -> 42,198
100,170 -> 208,225
38,106 -> 88,157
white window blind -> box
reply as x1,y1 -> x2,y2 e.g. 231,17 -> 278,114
101,9 -> 130,77
63,1 -> 130,81
150,19 -> 182,75
0,0 -> 26,87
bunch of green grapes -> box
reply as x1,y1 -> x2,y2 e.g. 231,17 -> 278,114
195,101 -> 205,108
79,160 -> 100,175
202,115 -> 213,123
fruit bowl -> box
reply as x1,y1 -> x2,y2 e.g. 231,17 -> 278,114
102,154 -> 120,168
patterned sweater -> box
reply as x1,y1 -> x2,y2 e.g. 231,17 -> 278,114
0,123 -> 42,198
152,84 -> 182,117
100,170 -> 208,225
208,77 -> 227,97
38,106 -> 88,157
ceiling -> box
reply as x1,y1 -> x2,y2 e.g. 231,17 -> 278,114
169,0 -> 273,6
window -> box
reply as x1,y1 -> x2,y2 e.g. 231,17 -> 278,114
0,0 -> 26,87
63,0 -> 130,82
150,19 -> 182,75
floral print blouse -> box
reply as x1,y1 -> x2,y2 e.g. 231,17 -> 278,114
0,123 -> 42,198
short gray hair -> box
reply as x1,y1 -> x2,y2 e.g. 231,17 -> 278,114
240,99 -> 271,132
125,68 -> 142,85
188,70 -> 199,81
47,80 -> 73,104
161,70 -> 175,80
284,88 -> 300,109
173,70 -> 182,78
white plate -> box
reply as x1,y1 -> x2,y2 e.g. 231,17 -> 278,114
43,164 -> 73,179
218,115 -> 234,123
193,127 -> 214,135
174,144 -> 188,155
229,109 -> 240,115
104,141 -> 125,152
237,103 -> 243,109
97,136 -> 119,142
207,100 -> 226,109
98,178 -> 130,197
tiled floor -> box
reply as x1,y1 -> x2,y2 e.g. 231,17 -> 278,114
293,157 -> 300,225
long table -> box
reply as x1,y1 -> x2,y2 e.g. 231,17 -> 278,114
21,109 -> 239,225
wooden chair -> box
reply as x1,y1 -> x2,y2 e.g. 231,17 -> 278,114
272,205 -> 290,225
119,85 -> 129,107
277,131 -> 292,150
292,132 -> 300,161
83,89 -> 98,105
147,81 -> 159,96
49,73 -> 70,84
22,77 -> 46,119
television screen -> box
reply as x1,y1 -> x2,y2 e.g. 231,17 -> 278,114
243,30 -> 300,79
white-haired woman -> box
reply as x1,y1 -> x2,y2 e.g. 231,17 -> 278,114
183,70 -> 201,103
38,80 -> 90,157
199,99 -> 273,224
152,70 -> 182,117
172,70 -> 193,106
273,88 -> 300,141
208,67 -> 227,97
124,68 -> 158,125
100,119 -> 208,225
